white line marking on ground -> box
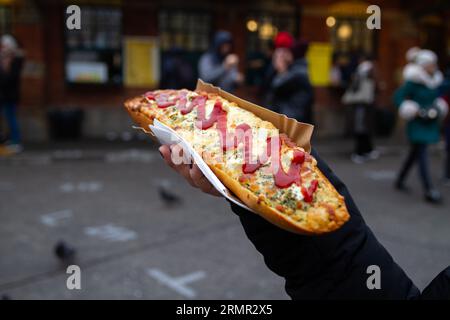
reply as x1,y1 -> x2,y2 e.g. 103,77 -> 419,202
84,224 -> 137,242
364,170 -> 396,181
105,149 -> 155,163
60,181 -> 103,193
147,269 -> 206,299
40,209 -> 73,227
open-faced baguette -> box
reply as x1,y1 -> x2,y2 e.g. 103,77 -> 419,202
124,89 -> 350,234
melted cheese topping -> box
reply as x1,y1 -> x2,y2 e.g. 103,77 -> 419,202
143,90 -> 320,213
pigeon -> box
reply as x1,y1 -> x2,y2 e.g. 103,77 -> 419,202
54,240 -> 76,263
157,180 -> 182,206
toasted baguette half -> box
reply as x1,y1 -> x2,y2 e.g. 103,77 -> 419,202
124,90 -> 350,234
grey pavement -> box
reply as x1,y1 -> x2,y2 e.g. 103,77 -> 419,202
0,139 -> 449,299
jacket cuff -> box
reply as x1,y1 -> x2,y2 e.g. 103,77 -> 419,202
399,100 -> 420,120
435,97 -> 449,119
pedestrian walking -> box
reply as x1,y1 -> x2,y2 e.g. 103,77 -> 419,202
439,68 -> 450,185
266,38 -> 314,124
394,49 -> 448,203
341,56 -> 378,164
0,34 -> 24,154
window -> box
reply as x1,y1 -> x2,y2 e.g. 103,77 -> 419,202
65,6 -> 122,85
329,17 -> 376,56
245,11 -> 298,86
0,6 -> 12,35
158,10 -> 210,52
158,9 -> 211,89
246,12 -> 297,53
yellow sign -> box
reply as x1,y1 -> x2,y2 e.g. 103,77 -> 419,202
306,42 -> 333,87
124,37 -> 160,88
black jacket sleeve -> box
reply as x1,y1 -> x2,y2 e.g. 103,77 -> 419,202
229,149 -> 421,299
0,56 -> 23,104
420,267 -> 450,299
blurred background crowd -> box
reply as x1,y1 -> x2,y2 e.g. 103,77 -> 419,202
1,0 -> 450,299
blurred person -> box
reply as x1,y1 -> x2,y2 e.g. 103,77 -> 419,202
266,39 -> 314,124
394,49 -> 448,203
158,143 -> 450,299
0,34 -> 24,153
402,46 -> 421,81
261,32 -> 293,108
246,42 -> 273,92
342,56 -> 378,164
402,46 -> 443,86
439,68 -> 450,185
329,53 -> 344,88
198,30 -> 243,92
160,47 -> 195,90
257,40 -> 275,98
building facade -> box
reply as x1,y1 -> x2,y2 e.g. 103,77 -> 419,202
1,0 -> 449,141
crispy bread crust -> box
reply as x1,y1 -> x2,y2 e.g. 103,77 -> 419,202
124,95 -> 350,234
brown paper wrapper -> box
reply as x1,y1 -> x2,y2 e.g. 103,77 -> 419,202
195,79 -> 314,153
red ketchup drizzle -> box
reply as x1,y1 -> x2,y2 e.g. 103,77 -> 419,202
179,95 -> 206,115
241,135 -> 306,189
301,179 -> 318,203
270,138 -> 305,188
147,91 -> 317,199
195,100 -> 233,152
145,92 -> 155,101
155,92 -> 177,108
242,136 -> 270,174
195,100 -> 226,129
234,124 -> 255,172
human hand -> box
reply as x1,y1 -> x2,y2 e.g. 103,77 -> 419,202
235,72 -> 244,84
0,53 -> 13,71
159,144 -> 222,197
224,54 -> 239,69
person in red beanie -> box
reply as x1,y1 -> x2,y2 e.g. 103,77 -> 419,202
273,31 -> 294,49
265,33 -> 314,124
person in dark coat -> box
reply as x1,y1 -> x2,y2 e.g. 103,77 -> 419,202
439,68 -> 450,185
266,40 -> 314,124
160,47 -> 195,90
159,143 -> 450,299
0,34 -> 24,152
198,31 -> 243,93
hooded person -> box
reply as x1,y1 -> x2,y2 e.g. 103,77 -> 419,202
402,48 -> 444,87
0,34 -> 24,152
266,39 -> 314,124
394,49 -> 448,203
401,47 -> 420,81
198,30 -> 242,92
